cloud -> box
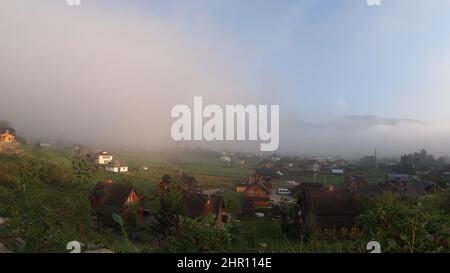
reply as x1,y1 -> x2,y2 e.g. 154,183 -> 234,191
0,1 -> 255,148
1,1 -> 450,158
280,115 -> 450,158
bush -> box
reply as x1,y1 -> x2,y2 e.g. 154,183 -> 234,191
357,193 -> 450,253
165,215 -> 232,252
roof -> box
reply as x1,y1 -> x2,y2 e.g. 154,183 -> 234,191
282,167 -> 304,175
388,174 -> 410,182
255,168 -> 274,176
180,174 -> 203,193
91,182 -> 138,208
244,182 -> 271,194
245,196 -> 270,202
415,181 -> 438,191
0,128 -> 15,135
291,182 -> 323,194
182,192 -> 224,219
299,188 -> 359,228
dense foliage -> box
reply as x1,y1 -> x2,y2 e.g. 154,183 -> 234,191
357,192 -> 450,253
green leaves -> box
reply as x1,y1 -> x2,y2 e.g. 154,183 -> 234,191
164,215 -> 232,253
357,193 -> 450,253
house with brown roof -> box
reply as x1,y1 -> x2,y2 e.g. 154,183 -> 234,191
237,182 -> 271,214
180,173 -> 203,193
282,166 -> 304,177
255,168 -> 274,182
157,175 -> 225,224
345,175 -> 369,192
291,182 -> 324,199
297,186 -> 360,232
182,192 -> 225,224
90,180 -> 141,223
414,181 -> 439,195
0,128 -> 24,155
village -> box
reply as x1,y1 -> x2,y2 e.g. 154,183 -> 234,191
0,125 -> 449,253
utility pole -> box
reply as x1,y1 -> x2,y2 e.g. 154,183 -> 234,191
176,141 -> 181,174
374,147 -> 378,169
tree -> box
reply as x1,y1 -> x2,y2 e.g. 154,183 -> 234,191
396,149 -> 446,172
357,193 -> 450,253
397,155 -> 414,174
224,195 -> 241,219
72,159 -> 97,238
0,120 -> 11,129
155,183 -> 187,235
359,156 -> 376,169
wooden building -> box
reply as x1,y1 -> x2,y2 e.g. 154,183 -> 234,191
90,180 -> 141,223
297,186 -> 360,232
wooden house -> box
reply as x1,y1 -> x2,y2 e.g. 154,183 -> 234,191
180,173 -> 203,193
90,181 -> 141,223
0,130 -> 16,143
182,192 -> 225,224
297,186 -> 360,232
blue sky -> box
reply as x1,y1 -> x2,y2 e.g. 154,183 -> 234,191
86,0 -> 450,122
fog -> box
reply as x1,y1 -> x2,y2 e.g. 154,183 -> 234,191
1,1 -> 450,159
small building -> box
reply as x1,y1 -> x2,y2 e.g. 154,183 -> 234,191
220,155 -> 232,164
335,159 -> 350,168
291,182 -> 324,199
240,183 -> 271,209
90,181 -> 141,222
344,175 -> 368,191
182,192 -> 225,224
414,181 -> 438,195
105,160 -> 128,173
0,130 -> 16,143
297,186 -> 360,231
180,173 -> 203,193
95,151 -> 113,165
157,175 -> 225,224
0,129 -> 24,155
282,166 -> 304,177
306,160 -> 320,172
388,174 -> 410,183
255,168 -> 274,181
